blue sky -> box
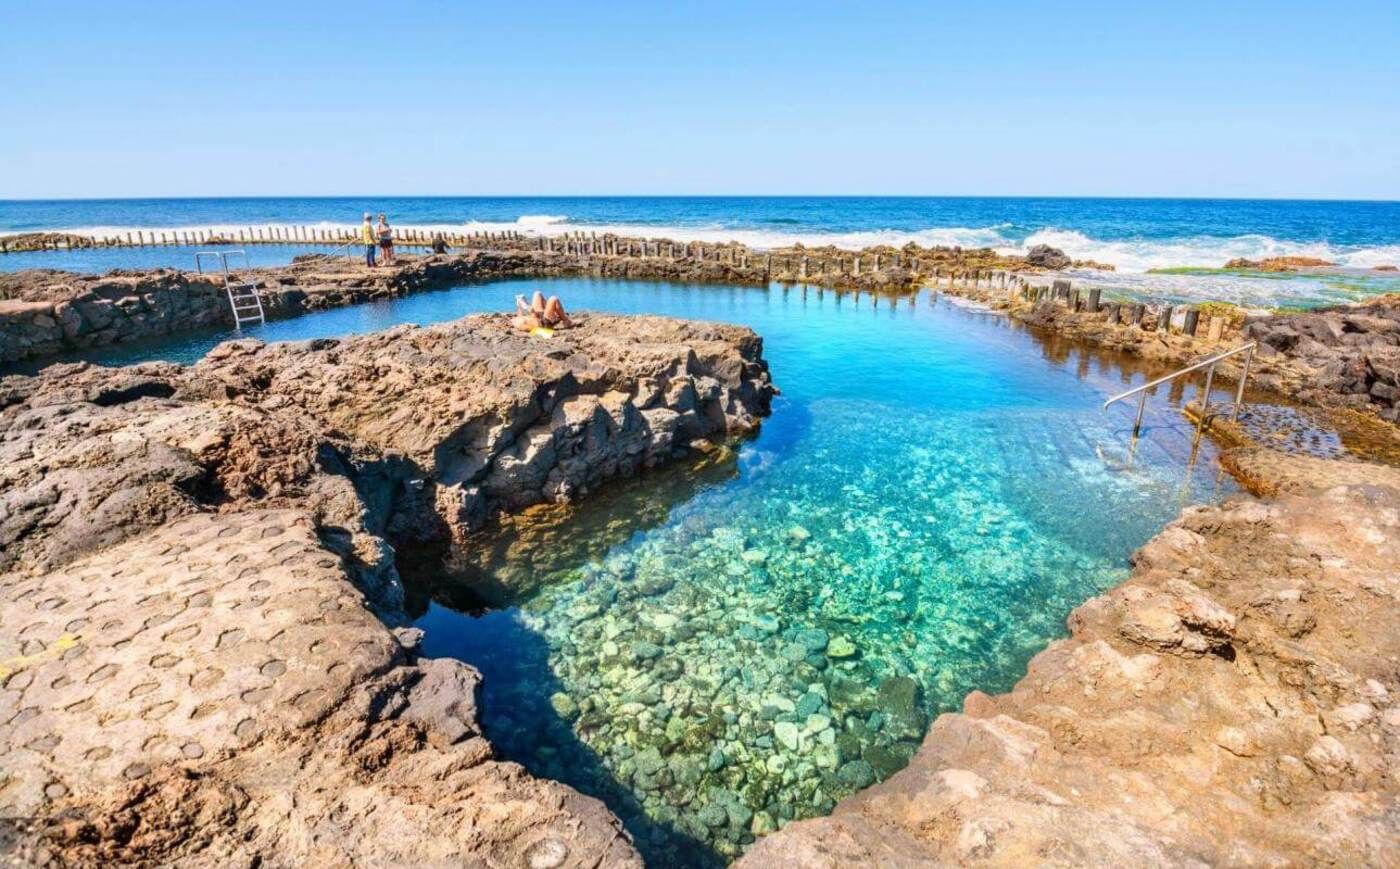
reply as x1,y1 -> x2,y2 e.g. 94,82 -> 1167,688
3,0 -> 1397,199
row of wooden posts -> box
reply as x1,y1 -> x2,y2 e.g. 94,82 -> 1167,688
1019,278 -> 1230,341
0,226 -> 530,253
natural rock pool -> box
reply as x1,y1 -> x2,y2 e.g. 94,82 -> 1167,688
47,277 -> 1237,866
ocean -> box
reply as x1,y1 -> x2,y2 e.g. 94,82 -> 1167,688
3,196 -> 1399,307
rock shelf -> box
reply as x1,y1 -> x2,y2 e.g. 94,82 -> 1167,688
0,313 -> 774,864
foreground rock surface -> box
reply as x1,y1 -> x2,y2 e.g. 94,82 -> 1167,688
0,313 -> 774,865
739,454 -> 1400,867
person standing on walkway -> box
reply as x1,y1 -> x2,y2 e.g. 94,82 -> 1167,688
377,213 -> 395,265
361,213 -> 377,267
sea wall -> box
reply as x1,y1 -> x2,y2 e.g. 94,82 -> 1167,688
0,313 -> 774,864
0,238 -> 1044,364
738,449 -> 1400,866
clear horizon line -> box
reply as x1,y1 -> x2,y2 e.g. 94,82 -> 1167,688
3,193 -> 1400,205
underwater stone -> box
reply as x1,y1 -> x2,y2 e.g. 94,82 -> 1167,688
795,691 -> 825,718
753,614 -> 781,634
773,722 -> 801,752
649,612 -> 680,630
630,640 -> 663,661
827,635 -> 858,658
635,747 -> 666,776
780,643 -> 808,663
875,675 -> 927,741
863,741 -> 919,780
707,748 -> 727,771
751,812 -> 777,835
741,549 -> 769,565
836,759 -> 876,789
634,576 -> 675,597
699,803 -> 729,828
795,628 -> 830,652
548,692 -> 579,721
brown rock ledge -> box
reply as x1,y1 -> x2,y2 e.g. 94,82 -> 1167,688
0,312 -> 774,865
738,453 -> 1399,867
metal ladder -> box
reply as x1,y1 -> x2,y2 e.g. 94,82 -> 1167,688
1104,342 -> 1258,435
195,249 -> 265,329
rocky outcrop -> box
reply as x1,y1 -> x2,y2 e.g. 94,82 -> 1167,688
0,313 -> 774,864
0,232 -> 97,252
1,511 -> 640,867
1024,244 -> 1071,269
939,280 -> 1400,423
1224,255 -> 1335,271
739,452 -> 1400,867
1243,296 -> 1400,421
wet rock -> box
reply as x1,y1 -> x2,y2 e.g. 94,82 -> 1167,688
827,635 -> 858,658
1025,244 -> 1071,269
548,692 -> 579,721
874,675 -> 927,741
773,722 -> 802,752
836,760 -> 877,789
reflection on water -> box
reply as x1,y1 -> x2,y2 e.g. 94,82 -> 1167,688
21,276 -> 1239,866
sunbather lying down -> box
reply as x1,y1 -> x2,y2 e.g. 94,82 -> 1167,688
512,291 -> 575,331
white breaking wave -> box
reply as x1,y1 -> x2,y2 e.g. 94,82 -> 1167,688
36,220 -> 1400,274
1014,228 -> 1400,272
512,214 -> 568,227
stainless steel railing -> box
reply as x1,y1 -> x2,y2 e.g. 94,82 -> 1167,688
1104,342 -> 1257,435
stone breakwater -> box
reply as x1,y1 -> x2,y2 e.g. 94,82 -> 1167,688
941,277 -> 1400,424
739,449 -> 1400,866
0,238 -> 1056,364
0,314 -> 774,865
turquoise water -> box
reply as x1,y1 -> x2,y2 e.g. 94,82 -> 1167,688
17,277 -> 1236,864
5,195 -> 1400,305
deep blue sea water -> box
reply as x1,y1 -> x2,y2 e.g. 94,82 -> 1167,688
3,196 -> 1400,306
19,275 -> 1239,864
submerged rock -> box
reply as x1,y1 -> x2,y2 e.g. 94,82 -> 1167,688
739,463 -> 1400,868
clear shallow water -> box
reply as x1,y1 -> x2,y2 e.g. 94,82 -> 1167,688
20,276 -> 1238,864
4,196 -> 1399,305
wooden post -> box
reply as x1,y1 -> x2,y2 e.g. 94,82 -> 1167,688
1207,316 -> 1225,342
1071,289 -> 1081,311
1132,303 -> 1145,326
1158,305 -> 1174,333
1087,288 -> 1101,313
1182,308 -> 1200,336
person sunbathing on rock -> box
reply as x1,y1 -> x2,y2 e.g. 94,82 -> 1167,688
513,291 -> 574,331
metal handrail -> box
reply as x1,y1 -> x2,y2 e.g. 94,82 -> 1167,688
194,249 -> 264,329
194,249 -> 251,276
1104,342 -> 1257,435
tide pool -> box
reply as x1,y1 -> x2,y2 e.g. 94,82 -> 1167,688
25,276 -> 1237,865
